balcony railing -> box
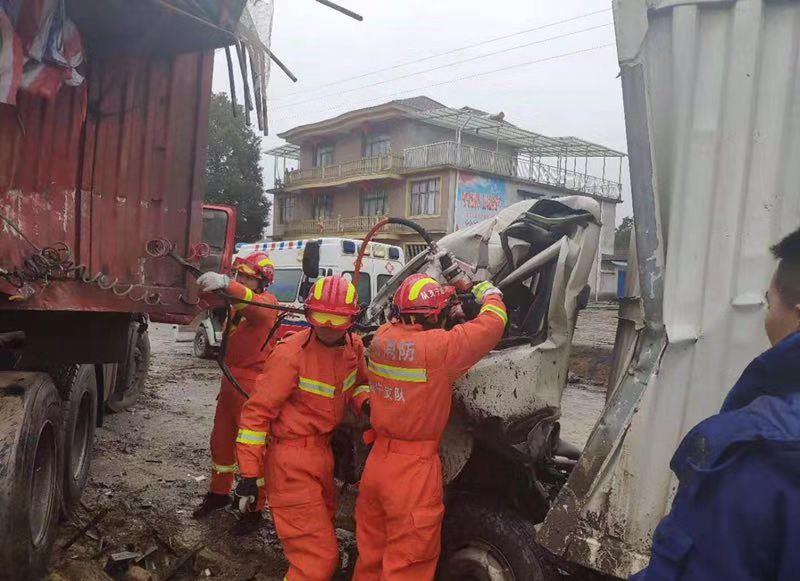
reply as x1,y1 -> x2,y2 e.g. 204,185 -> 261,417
278,215 -> 402,237
403,141 -> 622,201
284,153 -> 405,188
279,142 -> 622,201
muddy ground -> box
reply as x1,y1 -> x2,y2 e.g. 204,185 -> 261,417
49,306 -> 617,581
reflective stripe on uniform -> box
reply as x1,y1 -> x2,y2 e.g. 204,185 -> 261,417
353,384 -> 370,397
343,370 -> 357,391
233,287 -> 254,311
257,257 -> 273,267
236,429 -> 267,445
256,478 -> 266,487
368,360 -> 427,383
480,303 -> 508,325
299,377 -> 336,398
211,462 -> 238,474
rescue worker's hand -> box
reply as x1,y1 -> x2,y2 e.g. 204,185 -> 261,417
446,303 -> 466,324
471,281 -> 502,303
235,477 -> 259,501
197,272 -> 230,292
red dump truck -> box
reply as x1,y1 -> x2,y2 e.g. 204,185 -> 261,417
0,3 -> 245,578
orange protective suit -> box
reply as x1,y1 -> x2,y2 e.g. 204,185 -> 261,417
353,295 -> 508,581
237,328 -> 370,581
209,280 -> 278,510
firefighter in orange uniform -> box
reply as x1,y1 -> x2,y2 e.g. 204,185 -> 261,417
192,251 -> 279,535
236,275 -> 370,580
354,275 -> 507,581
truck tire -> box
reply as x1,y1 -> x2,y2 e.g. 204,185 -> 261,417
439,500 -> 557,581
0,373 -> 63,581
107,326 -> 150,413
194,327 -> 213,359
60,365 -> 97,515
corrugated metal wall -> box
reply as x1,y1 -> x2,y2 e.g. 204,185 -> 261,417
538,0 -> 800,577
0,51 -> 212,310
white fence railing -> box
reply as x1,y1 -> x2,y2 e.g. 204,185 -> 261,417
280,142 -> 622,201
403,141 -> 622,201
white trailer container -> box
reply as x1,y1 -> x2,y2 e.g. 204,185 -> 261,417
537,1 -> 800,577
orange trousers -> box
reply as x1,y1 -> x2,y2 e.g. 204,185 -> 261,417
266,437 -> 338,581
210,378 -> 266,510
353,438 -> 444,581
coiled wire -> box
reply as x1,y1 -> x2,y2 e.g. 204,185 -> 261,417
1,242 -> 162,305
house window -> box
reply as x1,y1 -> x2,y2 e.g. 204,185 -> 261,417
279,196 -> 296,224
360,189 -> 388,216
364,134 -> 391,157
313,194 -> 333,220
406,244 -> 429,259
409,178 -> 440,216
314,144 -> 334,167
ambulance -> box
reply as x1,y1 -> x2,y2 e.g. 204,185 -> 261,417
189,238 -> 405,357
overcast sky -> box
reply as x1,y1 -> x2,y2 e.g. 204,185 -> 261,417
211,0 -> 631,230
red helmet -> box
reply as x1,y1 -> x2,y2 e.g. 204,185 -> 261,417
305,275 -> 360,329
233,251 -> 274,284
393,273 -> 455,316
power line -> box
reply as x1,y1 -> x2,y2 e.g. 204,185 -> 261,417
270,8 -> 612,101
271,22 -> 613,112
270,43 -> 617,130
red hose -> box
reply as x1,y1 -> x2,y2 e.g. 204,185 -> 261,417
352,218 -> 390,282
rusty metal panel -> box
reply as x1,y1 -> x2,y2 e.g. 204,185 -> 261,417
0,50 -> 213,314
537,0 -> 800,577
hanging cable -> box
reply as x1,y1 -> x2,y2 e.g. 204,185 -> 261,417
270,43 -> 616,128
272,8 -> 611,101
271,23 -> 613,112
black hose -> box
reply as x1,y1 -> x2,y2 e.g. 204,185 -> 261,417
260,313 -> 289,352
217,301 -> 250,400
385,217 -> 436,249
384,217 -> 459,274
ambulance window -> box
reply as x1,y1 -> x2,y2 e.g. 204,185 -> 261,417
271,269 -> 303,303
377,274 -> 393,292
343,272 -> 371,305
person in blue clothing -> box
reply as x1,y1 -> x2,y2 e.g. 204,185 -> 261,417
633,227 -> 800,581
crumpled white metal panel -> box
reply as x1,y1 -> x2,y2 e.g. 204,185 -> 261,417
537,0 -> 800,577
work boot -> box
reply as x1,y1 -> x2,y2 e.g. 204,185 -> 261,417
231,511 -> 264,536
192,492 -> 231,519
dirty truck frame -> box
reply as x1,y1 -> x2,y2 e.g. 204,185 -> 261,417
0,3 -> 243,579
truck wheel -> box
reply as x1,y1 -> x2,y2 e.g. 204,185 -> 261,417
107,327 -> 150,413
0,373 -> 63,581
194,327 -> 213,359
61,365 -> 98,515
439,500 -> 557,581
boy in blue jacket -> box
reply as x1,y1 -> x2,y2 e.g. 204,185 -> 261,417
633,227 -> 800,581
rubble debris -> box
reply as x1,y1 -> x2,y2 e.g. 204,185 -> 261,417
58,562 -> 115,581
193,547 -> 226,576
105,551 -> 144,576
123,565 -> 154,581
62,507 -> 110,550
163,544 -> 204,580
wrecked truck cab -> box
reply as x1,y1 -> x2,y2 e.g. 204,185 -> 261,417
359,195 -> 600,489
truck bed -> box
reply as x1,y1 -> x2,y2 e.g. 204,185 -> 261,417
0,52 -> 213,315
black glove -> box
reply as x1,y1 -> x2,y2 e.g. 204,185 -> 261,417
235,477 -> 259,500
